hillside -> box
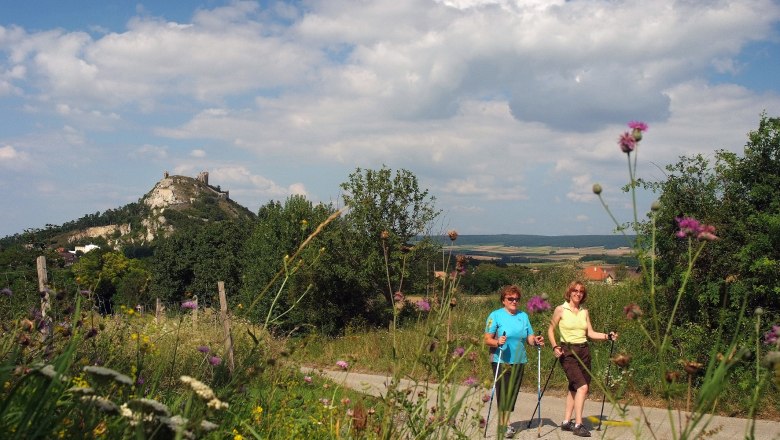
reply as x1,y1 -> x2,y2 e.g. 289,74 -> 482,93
0,171 -> 256,250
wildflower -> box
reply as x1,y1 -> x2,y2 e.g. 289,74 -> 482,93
207,398 -> 229,410
180,375 -> 216,401
252,405 -> 263,422
127,398 -> 171,416
449,297 -> 458,308
81,396 -> 120,414
181,300 -> 197,310
416,299 -> 431,312
676,216 -> 718,241
592,183 -> 602,195
346,408 -> 355,417
232,429 -> 244,440
85,327 -> 98,339
452,347 -> 465,358
628,121 -> 648,141
456,254 -> 468,274
463,376 -> 478,387
394,291 -> 405,303
479,417 -> 487,428
336,360 -> 349,370
682,360 -> 703,375
755,307 -> 764,316
35,364 -> 70,382
341,397 -> 351,405
623,303 -> 643,320
665,370 -> 681,383
380,230 -> 390,240
92,420 -> 107,437
526,295 -> 551,314
697,224 -> 718,241
765,325 -> 780,345
618,132 -> 637,153
447,230 -> 459,241
304,375 -> 312,384
200,420 -> 218,431
1,287 -> 11,297
209,356 -> 222,366
611,353 -> 632,368
83,366 -> 133,386
482,393 -> 491,403
197,345 -> 210,354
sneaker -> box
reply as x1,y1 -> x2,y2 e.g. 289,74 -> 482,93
572,424 -> 591,437
561,420 -> 575,432
504,425 -> 517,438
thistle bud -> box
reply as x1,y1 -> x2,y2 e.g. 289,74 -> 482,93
592,183 -> 602,195
651,200 -> 661,212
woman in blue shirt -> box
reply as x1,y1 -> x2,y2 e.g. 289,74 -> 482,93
484,285 -> 545,438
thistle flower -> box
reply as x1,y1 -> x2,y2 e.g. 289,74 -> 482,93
181,300 -> 197,310
380,230 -> 390,240
452,347 -> 465,358
393,291 -> 404,303
197,346 -> 211,354
1,287 -> 12,297
455,254 -> 468,274
482,393 -> 491,403
682,360 -> 704,375
447,230 -> 459,241
336,360 -> 349,370
208,356 -> 222,366
416,299 -> 431,312
618,132 -> 637,153
628,121 -> 648,141
303,375 -> 313,384
665,370 -> 681,383
623,303 -> 643,320
611,353 -> 632,368
526,295 -> 551,314
341,397 -> 351,405
765,325 -> 780,345
463,376 -> 478,387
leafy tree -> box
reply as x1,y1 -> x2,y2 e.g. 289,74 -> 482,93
240,196 -> 334,327
647,114 -> 780,328
337,166 -> 441,305
149,220 -> 251,307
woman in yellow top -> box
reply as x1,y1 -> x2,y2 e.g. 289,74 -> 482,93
547,281 -> 617,438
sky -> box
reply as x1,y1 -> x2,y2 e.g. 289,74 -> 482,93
1,0 -> 779,238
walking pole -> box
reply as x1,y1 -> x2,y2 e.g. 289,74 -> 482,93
597,333 -> 616,431
484,331 -> 505,438
526,358 -> 557,428
536,343 -> 542,437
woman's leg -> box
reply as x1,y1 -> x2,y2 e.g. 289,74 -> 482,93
573,383 -> 589,425
565,390 -> 575,421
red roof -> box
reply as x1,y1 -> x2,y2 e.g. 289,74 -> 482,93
582,266 -> 609,281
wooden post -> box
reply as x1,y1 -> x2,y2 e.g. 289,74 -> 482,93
218,281 -> 235,374
156,298 -> 163,323
36,256 -> 50,318
192,297 -> 198,328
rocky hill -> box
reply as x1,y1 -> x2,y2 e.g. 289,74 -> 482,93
1,172 -> 256,250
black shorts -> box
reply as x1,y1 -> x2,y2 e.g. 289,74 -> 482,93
491,362 -> 525,412
559,343 -> 591,392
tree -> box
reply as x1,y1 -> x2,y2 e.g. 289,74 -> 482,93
647,114 -> 780,328
335,166 -> 441,314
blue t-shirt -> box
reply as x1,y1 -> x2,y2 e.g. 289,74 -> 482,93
485,308 -> 534,364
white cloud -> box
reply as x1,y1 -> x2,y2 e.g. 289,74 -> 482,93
130,144 -> 168,160
190,149 -> 206,158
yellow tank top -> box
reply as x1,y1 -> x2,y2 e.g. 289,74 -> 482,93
558,302 -> 587,344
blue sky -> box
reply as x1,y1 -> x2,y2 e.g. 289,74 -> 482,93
1,0 -> 779,238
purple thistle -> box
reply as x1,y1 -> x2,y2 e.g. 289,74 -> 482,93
628,121 -> 648,132
1,287 -> 12,297
336,360 -> 349,370
765,325 -> 779,345
181,300 -> 197,310
208,356 -> 222,366
304,376 -> 313,384
618,132 -> 637,153
197,346 -> 211,354
676,217 -> 718,241
463,376 -> 478,387
526,295 -> 551,314
452,347 -> 465,358
416,299 -> 431,312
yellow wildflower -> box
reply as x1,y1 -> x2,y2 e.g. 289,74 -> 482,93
92,420 -> 107,437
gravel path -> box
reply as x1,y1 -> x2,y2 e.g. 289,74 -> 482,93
302,367 -> 780,440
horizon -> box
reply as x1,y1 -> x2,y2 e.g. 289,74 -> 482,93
1,1 -> 779,237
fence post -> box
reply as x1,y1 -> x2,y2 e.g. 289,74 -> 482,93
218,281 -> 235,374
36,256 -> 50,318
192,297 -> 198,328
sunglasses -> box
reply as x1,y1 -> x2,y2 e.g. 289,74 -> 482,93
505,297 -> 520,303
